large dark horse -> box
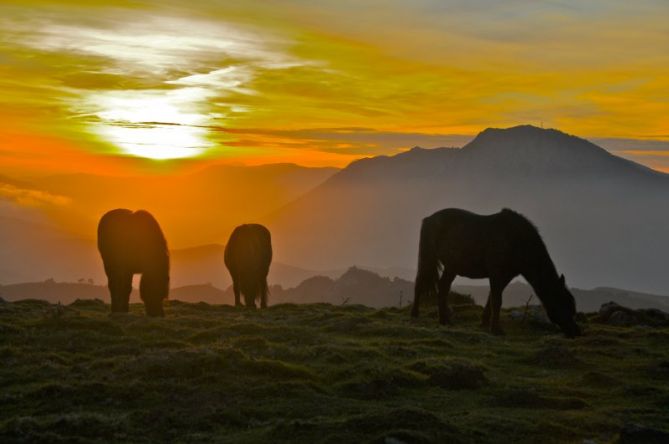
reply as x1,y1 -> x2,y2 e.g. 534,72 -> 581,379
97,209 -> 170,316
412,208 -> 581,337
224,224 -> 272,309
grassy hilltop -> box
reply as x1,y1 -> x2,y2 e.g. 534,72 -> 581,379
1,299 -> 668,443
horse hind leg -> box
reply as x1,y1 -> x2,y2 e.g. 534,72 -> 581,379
108,271 -> 132,313
438,271 -> 455,325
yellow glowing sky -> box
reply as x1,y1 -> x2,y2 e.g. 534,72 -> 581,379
1,0 -> 668,174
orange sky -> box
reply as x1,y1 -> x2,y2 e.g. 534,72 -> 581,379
0,0 -> 668,178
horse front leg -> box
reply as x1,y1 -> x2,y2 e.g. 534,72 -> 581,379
438,272 -> 455,325
410,294 -> 420,318
233,281 -> 241,307
489,275 -> 511,335
481,297 -> 491,328
260,282 -> 268,309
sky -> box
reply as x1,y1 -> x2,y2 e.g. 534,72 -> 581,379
0,0 -> 668,177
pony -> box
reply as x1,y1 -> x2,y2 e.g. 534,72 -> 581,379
411,208 -> 581,337
224,224 -> 272,309
97,209 -> 169,316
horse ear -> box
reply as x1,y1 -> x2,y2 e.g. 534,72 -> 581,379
559,274 -> 566,286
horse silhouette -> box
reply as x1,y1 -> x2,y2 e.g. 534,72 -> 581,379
224,224 -> 272,308
97,209 -> 169,316
412,208 -> 581,337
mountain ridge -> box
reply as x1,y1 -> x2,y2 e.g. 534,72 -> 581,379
266,125 -> 669,294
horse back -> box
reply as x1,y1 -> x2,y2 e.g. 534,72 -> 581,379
425,208 -> 541,277
224,224 -> 272,275
97,209 -> 168,273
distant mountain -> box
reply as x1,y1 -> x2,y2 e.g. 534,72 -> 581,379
267,125 -> 669,294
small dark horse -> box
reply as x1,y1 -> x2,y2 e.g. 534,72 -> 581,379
224,224 -> 272,309
97,209 -> 170,316
411,208 -> 581,337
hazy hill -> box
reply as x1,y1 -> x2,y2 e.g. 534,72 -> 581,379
170,244 -> 319,289
453,282 -> 669,313
4,162 -> 336,248
268,125 -> 669,294
0,162 -> 336,285
0,267 -> 412,308
270,266 -> 414,307
0,202 -> 101,284
0,212 -> 320,289
4,266 -> 668,312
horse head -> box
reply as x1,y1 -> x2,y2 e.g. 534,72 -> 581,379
545,274 -> 581,338
140,272 -> 169,317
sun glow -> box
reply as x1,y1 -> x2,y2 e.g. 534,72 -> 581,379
84,88 -> 214,160
8,13 -> 300,160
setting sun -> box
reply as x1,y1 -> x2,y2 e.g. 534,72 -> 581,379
87,88 -> 213,159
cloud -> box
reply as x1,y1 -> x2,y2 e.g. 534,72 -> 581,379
220,127 -> 473,156
0,183 -> 71,207
0,0 -> 668,169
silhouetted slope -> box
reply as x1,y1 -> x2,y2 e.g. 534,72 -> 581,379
0,163 -> 337,285
268,125 -> 669,294
271,266 -> 414,307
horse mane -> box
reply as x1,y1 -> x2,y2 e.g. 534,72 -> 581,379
499,209 -> 549,258
499,209 -> 562,295
500,208 -> 540,234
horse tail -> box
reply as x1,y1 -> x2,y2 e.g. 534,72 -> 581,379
238,271 -> 269,307
413,217 -> 440,311
238,271 -> 260,306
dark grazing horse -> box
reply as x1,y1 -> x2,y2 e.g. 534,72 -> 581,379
97,209 -> 170,316
224,224 -> 272,309
411,208 -> 581,337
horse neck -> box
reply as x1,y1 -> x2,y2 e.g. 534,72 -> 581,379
520,251 -> 559,302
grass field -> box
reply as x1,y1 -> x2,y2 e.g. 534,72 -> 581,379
1,298 -> 668,443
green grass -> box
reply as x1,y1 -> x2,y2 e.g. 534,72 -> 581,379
1,298 -> 668,443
